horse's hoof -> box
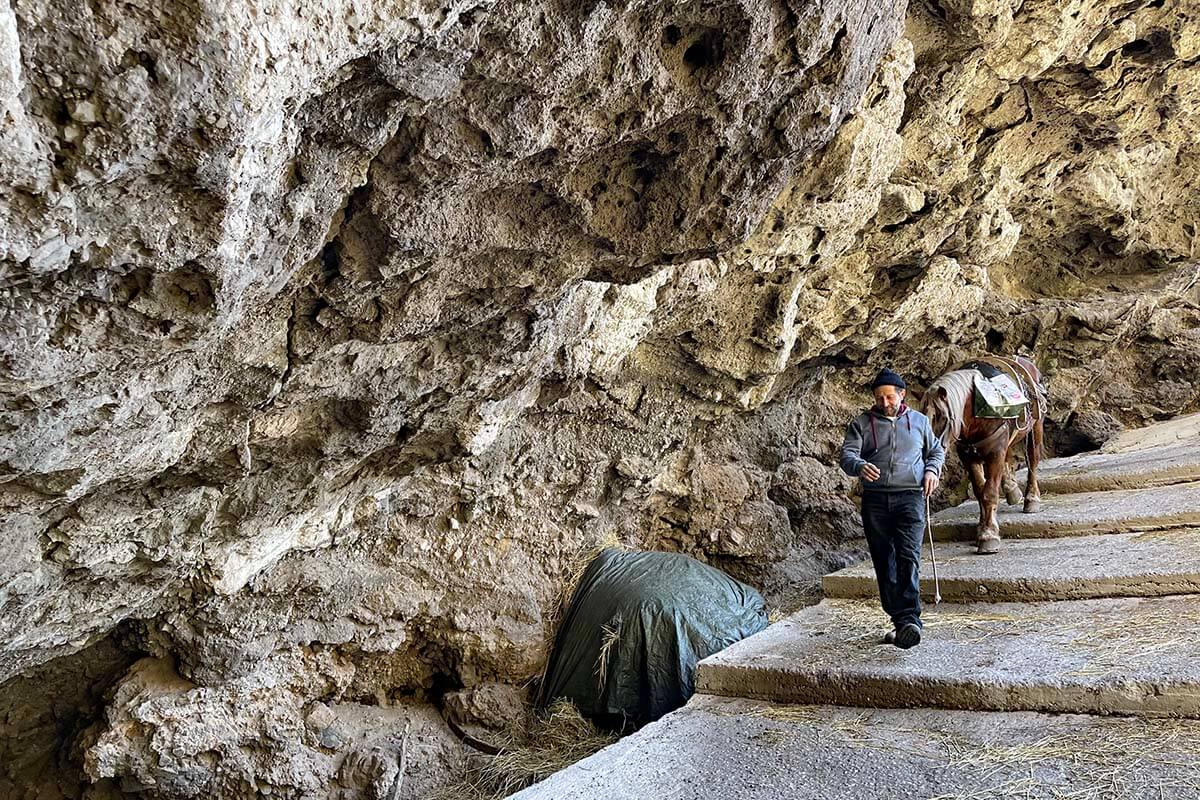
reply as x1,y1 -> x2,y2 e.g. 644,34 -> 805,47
1023,499 -> 1042,514
976,537 -> 1001,555
1005,490 -> 1023,506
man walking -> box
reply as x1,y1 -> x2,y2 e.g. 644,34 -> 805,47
840,368 -> 945,649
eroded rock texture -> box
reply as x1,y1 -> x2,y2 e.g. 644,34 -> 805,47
2,0 -> 1198,795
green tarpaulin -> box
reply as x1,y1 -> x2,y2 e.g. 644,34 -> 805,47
539,548 -> 768,729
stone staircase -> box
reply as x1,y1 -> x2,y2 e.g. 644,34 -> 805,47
512,414 -> 1200,800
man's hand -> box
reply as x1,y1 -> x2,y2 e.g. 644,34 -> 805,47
860,463 -> 881,482
923,472 -> 940,498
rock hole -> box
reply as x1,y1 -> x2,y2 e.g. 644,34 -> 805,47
1120,31 -> 1174,62
138,51 -> 159,83
320,242 -> 342,283
121,49 -> 159,82
884,262 -> 925,288
52,97 -> 71,126
828,25 -> 847,58
922,0 -> 948,22
683,30 -> 724,70
985,328 -> 1005,352
1122,39 -> 1153,56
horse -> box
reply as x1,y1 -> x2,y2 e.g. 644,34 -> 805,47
921,355 -> 1047,555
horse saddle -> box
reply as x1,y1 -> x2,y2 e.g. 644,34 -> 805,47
972,371 -> 1029,419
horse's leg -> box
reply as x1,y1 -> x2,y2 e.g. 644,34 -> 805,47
965,457 -> 993,553
966,458 -> 986,505
1024,416 -> 1044,513
1002,459 -> 1023,506
977,450 -> 1005,555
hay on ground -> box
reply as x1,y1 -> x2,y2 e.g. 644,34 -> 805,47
925,719 -> 1200,800
822,599 -> 1041,644
427,699 -> 618,800
723,702 -> 1200,800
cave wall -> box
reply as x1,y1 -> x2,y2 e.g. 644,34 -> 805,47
2,0 -> 1199,796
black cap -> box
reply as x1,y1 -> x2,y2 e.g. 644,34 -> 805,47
871,368 -> 906,390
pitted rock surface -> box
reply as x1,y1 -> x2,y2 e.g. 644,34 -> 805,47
4,0 -> 1200,795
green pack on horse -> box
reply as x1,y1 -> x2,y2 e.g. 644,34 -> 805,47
922,355 -> 1048,554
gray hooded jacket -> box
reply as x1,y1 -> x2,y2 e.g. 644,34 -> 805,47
840,405 -> 946,492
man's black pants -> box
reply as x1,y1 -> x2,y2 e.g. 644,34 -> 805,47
861,490 -> 924,630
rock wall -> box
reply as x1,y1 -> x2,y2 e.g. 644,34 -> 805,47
2,0 -> 1198,796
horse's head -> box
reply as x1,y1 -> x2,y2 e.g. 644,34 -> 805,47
922,386 -> 955,448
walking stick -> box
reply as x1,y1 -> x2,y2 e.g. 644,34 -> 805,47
926,495 -> 942,605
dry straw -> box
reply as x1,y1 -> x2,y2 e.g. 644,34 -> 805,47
806,599 -> 1039,664
595,622 -> 622,692
926,718 -> 1200,800
1131,525 -> 1200,543
718,702 -> 1200,800
826,598 -> 1036,632
535,533 -> 625,700
427,699 -> 618,800
545,532 -> 624,635
1064,602 -> 1200,678
895,718 -> 1194,799
436,538 -> 625,799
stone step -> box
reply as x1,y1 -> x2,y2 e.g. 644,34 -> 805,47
510,695 -> 1200,800
930,481 -> 1200,541
1018,442 -> 1200,495
1103,412 -> 1200,454
695,596 -> 1200,717
823,529 -> 1200,603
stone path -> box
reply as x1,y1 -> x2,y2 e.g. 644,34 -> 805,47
930,481 -> 1200,541
697,595 -> 1200,716
1018,412 -> 1200,494
823,529 -> 1200,602
513,696 -> 1200,800
1021,441 -> 1200,494
514,417 -> 1200,799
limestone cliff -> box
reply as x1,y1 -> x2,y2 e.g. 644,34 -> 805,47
1,0 -> 1197,796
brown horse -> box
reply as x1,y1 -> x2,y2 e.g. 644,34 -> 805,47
922,356 -> 1047,555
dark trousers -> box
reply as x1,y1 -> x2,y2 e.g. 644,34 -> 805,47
861,490 -> 924,629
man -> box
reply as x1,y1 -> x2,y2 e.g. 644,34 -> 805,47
840,368 -> 945,649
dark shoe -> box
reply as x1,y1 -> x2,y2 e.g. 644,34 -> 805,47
882,629 -> 896,644
894,623 -> 921,649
